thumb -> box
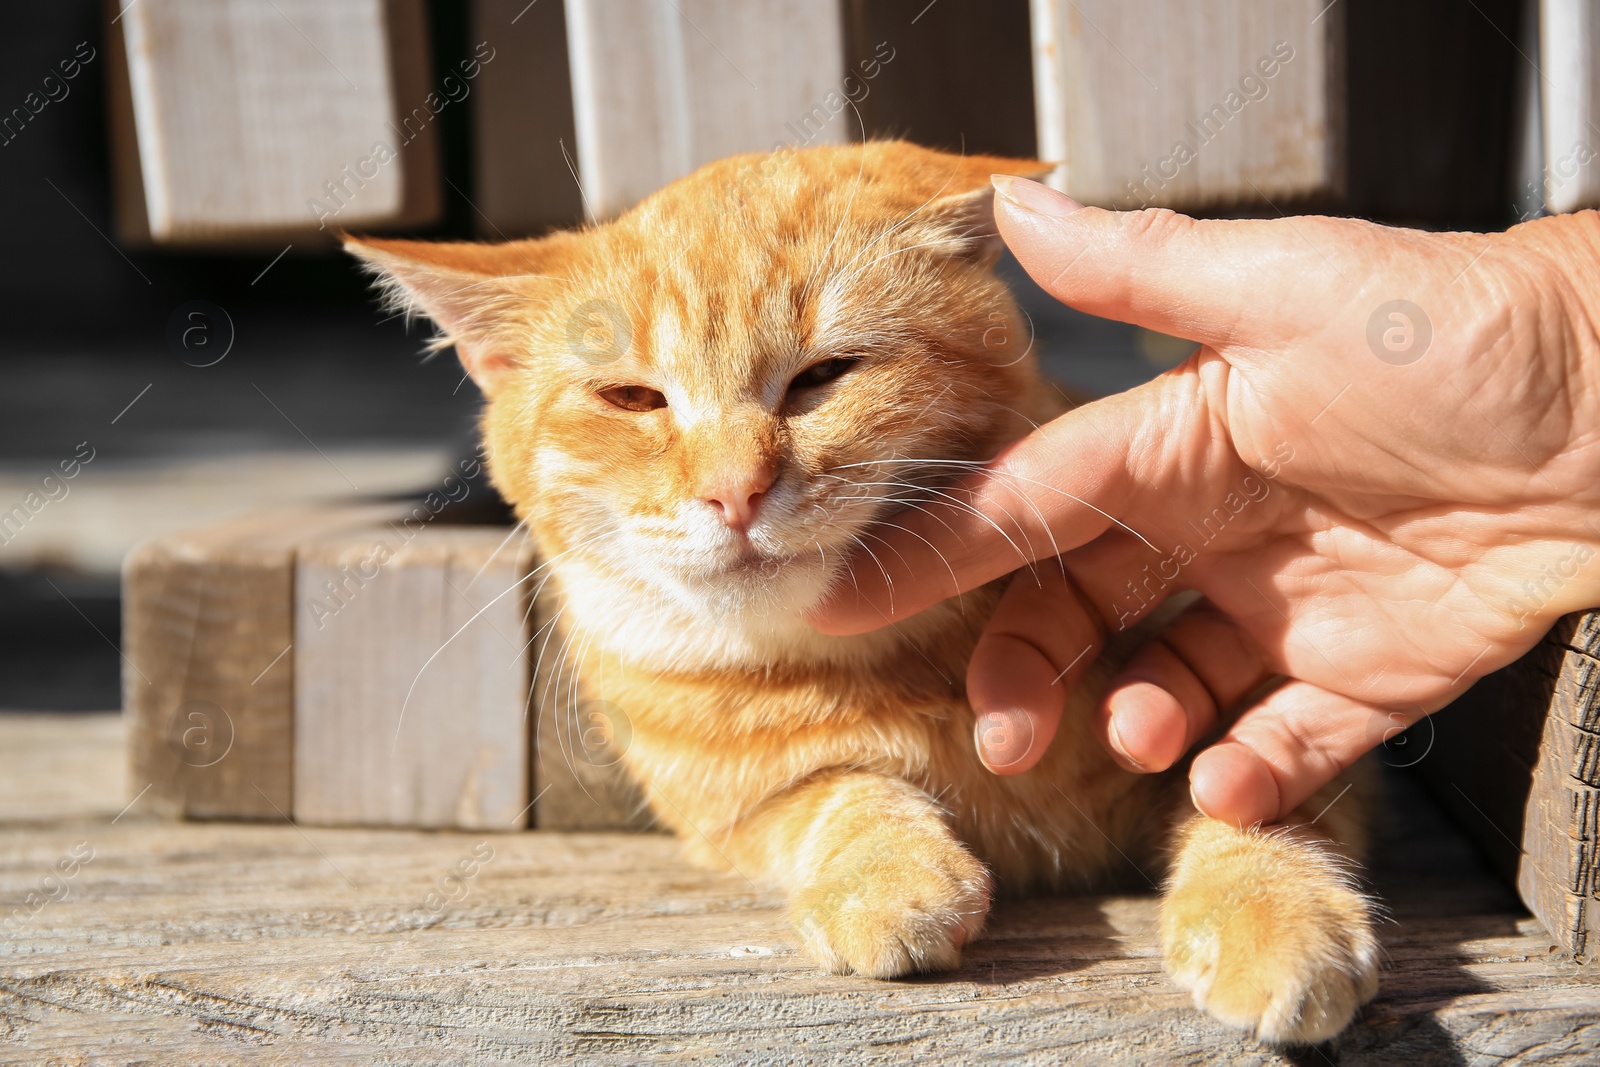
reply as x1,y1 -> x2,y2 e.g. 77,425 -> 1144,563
991,175 -> 1333,350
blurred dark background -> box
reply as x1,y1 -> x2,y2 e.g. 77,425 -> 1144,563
0,0 -> 1527,710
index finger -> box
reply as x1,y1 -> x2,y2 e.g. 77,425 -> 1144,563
809,381 -> 1164,635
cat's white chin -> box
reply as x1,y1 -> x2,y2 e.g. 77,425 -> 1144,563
550,550 -> 916,674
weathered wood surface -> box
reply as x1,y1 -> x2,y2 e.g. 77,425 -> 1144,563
124,504 -> 407,822
1029,0 -> 1343,210
294,523 -> 537,829
0,714 -> 124,824
1417,611 -> 1600,962
467,0 -> 585,238
4,715 -> 1599,1064
563,0 -> 847,219
111,0 -> 440,244
126,508 -> 645,832
1539,0 -> 1600,214
530,574 -> 653,832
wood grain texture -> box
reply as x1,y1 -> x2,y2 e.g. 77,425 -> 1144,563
1539,0 -> 1600,215
294,522 -> 536,829
0,714 -> 124,824
529,574 -> 653,832
563,0 -> 846,219
113,0 -> 440,244
1418,612 -> 1600,963
468,0 -> 586,238
1521,615 -> 1600,961
124,505 -> 405,822
2,720 -> 1597,1065
1029,0 -> 1343,209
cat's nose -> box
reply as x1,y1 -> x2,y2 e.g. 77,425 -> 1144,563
699,469 -> 774,531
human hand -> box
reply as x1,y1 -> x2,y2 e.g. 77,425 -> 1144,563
812,175 -> 1600,827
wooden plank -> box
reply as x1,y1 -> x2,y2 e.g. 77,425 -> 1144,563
1028,0 -> 1343,210
124,498 -> 643,832
467,0 -> 585,238
293,522 -> 535,829
529,581 -> 651,832
1418,611 -> 1600,962
0,449 -> 454,576
1539,0 -> 1600,214
0,714 -> 123,823
123,504 -> 406,822
1511,0 -> 1546,223
563,0 -> 846,219
105,0 -> 152,247
3,715 -> 1598,1064
111,0 -> 440,244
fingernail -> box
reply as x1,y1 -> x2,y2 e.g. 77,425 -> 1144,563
1106,711 -> 1145,771
991,174 -> 1083,217
974,707 -> 1035,771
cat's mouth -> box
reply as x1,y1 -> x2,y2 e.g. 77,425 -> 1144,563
718,543 -> 800,580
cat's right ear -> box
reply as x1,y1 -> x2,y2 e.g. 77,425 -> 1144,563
343,234 -> 575,394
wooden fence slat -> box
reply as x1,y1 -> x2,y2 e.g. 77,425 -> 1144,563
1028,0 -> 1343,210
1539,0 -> 1600,214
528,578 -> 652,832
123,504 -> 406,821
467,0 -> 585,238
563,0 -> 846,219
293,522 -> 535,829
1420,611 -> 1600,961
111,0 -> 439,244
126,504 -> 649,832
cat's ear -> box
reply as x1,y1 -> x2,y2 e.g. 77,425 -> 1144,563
343,234 -> 577,394
923,159 -> 1057,266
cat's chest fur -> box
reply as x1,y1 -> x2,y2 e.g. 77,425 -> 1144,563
543,571 -> 1182,894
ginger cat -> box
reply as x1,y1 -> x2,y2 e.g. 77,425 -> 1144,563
347,142 -> 1379,1045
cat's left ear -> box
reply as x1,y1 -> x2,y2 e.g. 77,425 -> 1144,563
344,233 -> 578,394
924,159 -> 1057,266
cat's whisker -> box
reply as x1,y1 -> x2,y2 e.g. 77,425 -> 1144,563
979,467 -> 1160,554
829,457 -> 1160,556
539,588 -> 599,786
392,533 -> 604,750
466,518 -> 530,592
547,619 -> 589,788
525,599 -> 568,731
800,137 -> 871,307
829,157 -> 964,284
859,236 -> 981,271
855,479 -> 1040,570
862,518 -> 963,598
526,596 -> 571,728
518,564 -> 580,662
823,456 -> 985,474
561,626 -> 607,800
845,532 -> 894,596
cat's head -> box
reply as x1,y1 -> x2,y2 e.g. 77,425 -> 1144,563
347,142 -> 1057,669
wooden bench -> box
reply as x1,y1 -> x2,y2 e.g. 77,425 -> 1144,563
120,503 -> 1600,971
3,712 -> 1598,1062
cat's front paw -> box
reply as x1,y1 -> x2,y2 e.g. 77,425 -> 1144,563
1161,827 -> 1380,1044
790,832 -> 990,979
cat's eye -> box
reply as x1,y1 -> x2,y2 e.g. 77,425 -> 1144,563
787,356 -> 860,395
598,385 -> 667,412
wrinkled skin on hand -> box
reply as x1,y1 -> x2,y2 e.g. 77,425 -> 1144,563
813,177 -> 1600,827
